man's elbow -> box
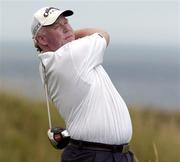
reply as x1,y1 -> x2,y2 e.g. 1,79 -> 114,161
101,31 -> 110,46
105,32 -> 110,46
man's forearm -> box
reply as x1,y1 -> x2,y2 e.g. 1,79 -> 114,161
74,28 -> 100,39
74,28 -> 110,45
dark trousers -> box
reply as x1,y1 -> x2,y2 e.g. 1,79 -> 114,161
61,143 -> 134,162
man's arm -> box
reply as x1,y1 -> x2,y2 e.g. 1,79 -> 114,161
74,28 -> 110,46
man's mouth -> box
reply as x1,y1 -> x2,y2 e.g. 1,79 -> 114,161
65,35 -> 73,40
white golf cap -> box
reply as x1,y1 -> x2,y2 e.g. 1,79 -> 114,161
31,7 -> 73,38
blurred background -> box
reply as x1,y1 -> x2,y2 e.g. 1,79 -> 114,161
0,0 -> 180,162
0,0 -> 180,110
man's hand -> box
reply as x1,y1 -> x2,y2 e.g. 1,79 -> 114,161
74,28 -> 110,46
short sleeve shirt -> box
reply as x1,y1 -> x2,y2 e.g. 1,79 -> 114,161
38,33 -> 132,144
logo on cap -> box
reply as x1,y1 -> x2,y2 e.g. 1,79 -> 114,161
43,7 -> 59,17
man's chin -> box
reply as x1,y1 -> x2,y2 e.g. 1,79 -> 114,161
65,38 -> 75,44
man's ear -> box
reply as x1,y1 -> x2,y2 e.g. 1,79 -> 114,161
36,34 -> 48,46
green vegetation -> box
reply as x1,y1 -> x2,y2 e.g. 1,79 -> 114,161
130,106 -> 180,162
0,91 -> 180,162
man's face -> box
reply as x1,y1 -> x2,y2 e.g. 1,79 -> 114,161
42,16 -> 75,51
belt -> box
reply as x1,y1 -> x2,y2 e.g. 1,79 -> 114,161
70,139 -> 130,153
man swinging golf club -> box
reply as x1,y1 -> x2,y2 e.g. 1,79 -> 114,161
31,6 -> 133,162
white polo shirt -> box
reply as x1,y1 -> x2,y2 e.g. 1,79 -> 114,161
38,33 -> 132,145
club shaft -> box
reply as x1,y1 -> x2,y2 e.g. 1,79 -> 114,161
45,83 -> 52,129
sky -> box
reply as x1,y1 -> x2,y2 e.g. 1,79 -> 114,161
0,0 -> 179,47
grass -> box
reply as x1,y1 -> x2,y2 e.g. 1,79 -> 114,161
130,106 -> 180,162
0,91 -> 180,162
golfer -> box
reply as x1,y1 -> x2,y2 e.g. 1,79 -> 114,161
31,7 -> 133,162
